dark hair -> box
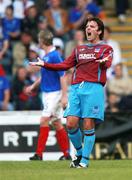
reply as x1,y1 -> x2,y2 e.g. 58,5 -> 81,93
21,29 -> 32,36
6,5 -> 14,12
85,17 -> 104,40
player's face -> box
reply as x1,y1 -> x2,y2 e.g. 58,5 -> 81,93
85,20 -> 101,43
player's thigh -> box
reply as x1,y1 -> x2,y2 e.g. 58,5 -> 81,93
52,119 -> 63,130
79,82 -> 104,121
41,91 -> 61,117
64,85 -> 81,117
40,116 -> 51,126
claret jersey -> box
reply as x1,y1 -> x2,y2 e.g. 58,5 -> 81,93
44,42 -> 113,86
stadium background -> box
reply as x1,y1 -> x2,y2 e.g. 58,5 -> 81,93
0,0 -> 132,161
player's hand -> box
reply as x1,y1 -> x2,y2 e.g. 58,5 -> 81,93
1,102 -> 8,111
0,52 -> 3,60
25,85 -> 34,96
96,56 -> 109,64
29,57 -> 44,67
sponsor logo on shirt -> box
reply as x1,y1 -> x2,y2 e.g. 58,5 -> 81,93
79,53 -> 96,60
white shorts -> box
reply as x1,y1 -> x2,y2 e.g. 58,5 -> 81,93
42,90 -> 63,121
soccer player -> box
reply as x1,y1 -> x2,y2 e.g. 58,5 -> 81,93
26,30 -> 71,161
30,17 -> 113,168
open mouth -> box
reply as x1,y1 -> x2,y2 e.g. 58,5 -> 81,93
87,32 -> 91,36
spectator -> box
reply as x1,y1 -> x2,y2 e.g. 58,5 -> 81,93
38,15 -> 65,57
103,26 -> 126,80
37,16 -> 48,32
12,65 -> 41,110
106,92 -> 120,113
0,18 -> 12,78
0,0 -> 12,18
0,19 -> 9,60
61,0 -> 76,9
115,0 -> 129,24
69,0 -> 88,30
12,29 -> 33,73
69,0 -> 105,32
65,29 -> 86,58
24,43 -> 41,82
13,0 -> 35,20
107,63 -> 132,110
86,0 -> 106,20
0,65 -> 13,111
2,5 -> 21,41
43,0 -> 70,41
22,4 -> 40,41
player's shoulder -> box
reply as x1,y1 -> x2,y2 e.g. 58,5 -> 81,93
47,49 -> 59,59
50,49 -> 60,56
75,44 -> 88,52
99,42 -> 113,50
50,49 -> 63,62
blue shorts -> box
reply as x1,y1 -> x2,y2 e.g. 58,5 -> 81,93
64,82 -> 105,123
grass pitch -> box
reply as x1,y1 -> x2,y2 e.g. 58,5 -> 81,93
0,160 -> 132,180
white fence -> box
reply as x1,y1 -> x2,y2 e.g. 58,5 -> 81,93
0,111 -> 74,161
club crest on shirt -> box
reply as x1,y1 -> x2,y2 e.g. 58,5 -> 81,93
94,47 -> 100,53
79,48 -> 85,52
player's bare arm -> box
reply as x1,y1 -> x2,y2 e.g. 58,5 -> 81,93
60,75 -> 68,109
25,77 -> 41,95
29,57 -> 44,67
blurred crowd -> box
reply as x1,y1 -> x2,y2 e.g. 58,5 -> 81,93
0,0 -> 132,112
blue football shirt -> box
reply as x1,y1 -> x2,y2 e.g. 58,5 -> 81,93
0,76 -> 10,101
40,49 -> 65,92
2,17 -> 21,36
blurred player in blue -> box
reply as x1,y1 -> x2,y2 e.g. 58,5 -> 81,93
26,29 -> 71,161
30,17 -> 113,168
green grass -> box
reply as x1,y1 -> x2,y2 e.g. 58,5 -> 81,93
0,160 -> 132,180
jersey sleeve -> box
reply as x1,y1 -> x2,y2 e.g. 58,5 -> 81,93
44,49 -> 77,70
100,46 -> 113,69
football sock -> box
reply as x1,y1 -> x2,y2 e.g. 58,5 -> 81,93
56,128 -> 70,157
80,129 -> 95,166
68,128 -> 82,156
36,126 -> 50,157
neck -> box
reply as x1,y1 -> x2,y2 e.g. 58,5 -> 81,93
89,39 -> 101,45
51,6 -> 59,10
44,45 -> 54,54
76,40 -> 84,45
7,15 -> 13,20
